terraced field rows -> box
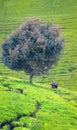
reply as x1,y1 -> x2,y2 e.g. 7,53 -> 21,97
0,0 -> 77,129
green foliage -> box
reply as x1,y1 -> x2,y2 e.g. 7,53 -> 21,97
0,77 -> 77,129
0,0 -> 77,129
0,0 -> 77,89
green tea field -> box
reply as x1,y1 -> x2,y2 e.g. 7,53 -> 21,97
0,0 -> 77,130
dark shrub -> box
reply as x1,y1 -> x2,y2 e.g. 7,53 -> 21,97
2,17 -> 64,83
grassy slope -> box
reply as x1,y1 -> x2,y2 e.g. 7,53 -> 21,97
0,0 -> 77,90
0,0 -> 77,130
0,77 -> 77,130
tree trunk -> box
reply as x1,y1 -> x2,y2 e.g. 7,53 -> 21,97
30,74 -> 33,84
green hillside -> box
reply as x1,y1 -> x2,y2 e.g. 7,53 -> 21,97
0,78 -> 77,130
0,0 -> 77,130
0,0 -> 77,90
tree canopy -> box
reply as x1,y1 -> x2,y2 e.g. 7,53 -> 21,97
2,18 -> 64,83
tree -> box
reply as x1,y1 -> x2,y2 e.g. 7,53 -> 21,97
2,17 -> 64,83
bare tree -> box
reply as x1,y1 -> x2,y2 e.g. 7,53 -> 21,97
2,18 -> 64,83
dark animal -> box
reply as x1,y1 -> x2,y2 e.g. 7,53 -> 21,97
51,81 -> 58,88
